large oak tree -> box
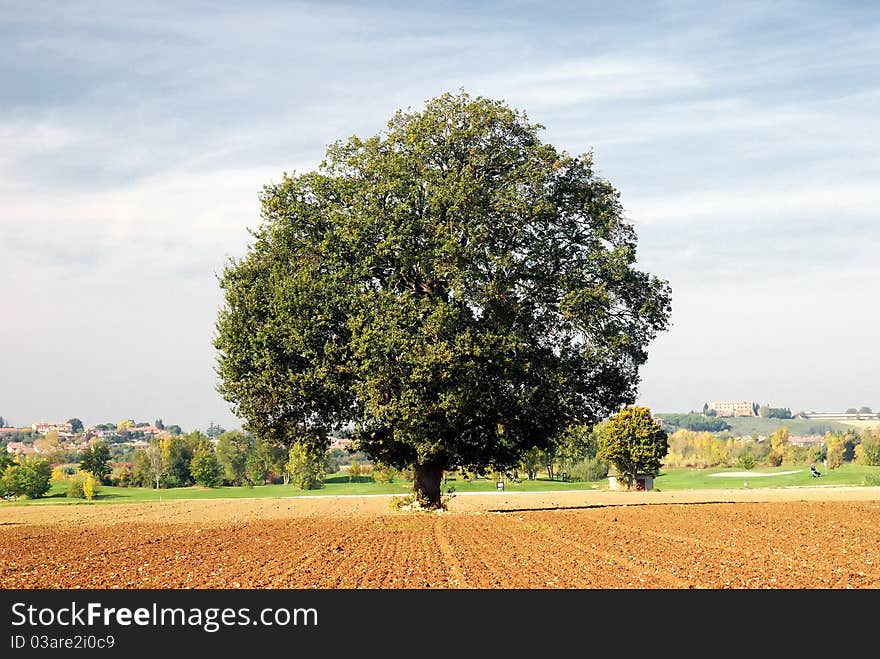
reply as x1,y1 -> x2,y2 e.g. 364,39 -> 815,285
214,91 -> 671,507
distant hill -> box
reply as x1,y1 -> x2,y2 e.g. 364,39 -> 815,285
657,414 -> 854,437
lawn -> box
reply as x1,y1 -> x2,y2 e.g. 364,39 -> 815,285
711,416 -> 853,437
4,463 -> 878,506
1,473 -> 601,506
653,462 -> 880,490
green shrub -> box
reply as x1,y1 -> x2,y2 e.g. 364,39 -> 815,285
2,459 -> 52,499
389,494 -> 414,511
567,457 -> 609,482
190,449 -> 222,487
862,473 -> 880,486
115,466 -> 132,487
389,491 -> 453,512
66,477 -> 85,499
347,460 -> 362,483
737,453 -> 756,470
287,442 -> 325,490
372,462 -> 397,483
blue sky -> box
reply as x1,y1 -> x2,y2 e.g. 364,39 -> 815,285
2,0 -> 878,432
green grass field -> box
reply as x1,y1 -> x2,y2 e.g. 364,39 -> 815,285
657,414 -> 854,437
719,416 -> 855,437
3,463 -> 879,506
653,463 -> 880,490
0,472 -> 602,506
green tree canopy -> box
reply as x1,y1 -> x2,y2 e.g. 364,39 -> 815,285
79,440 -> 112,484
1,458 -> 52,499
215,430 -> 253,485
67,418 -> 84,434
286,442 -> 326,490
190,447 -> 222,487
214,91 -> 671,507
597,406 -> 668,488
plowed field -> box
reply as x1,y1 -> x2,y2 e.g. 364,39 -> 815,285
2,487 -> 879,589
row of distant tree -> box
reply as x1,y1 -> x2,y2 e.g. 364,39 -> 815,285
664,426 -> 880,470
2,407 -> 670,498
12,408 -> 874,501
844,407 -> 874,415
122,431 -> 376,490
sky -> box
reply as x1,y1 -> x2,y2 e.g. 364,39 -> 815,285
2,0 -> 879,433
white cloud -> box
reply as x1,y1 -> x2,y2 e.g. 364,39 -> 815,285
0,163 -> 309,277
2,0 -> 879,427
472,56 -> 702,109
628,180 -> 880,227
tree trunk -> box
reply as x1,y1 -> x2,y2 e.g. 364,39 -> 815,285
413,463 -> 444,509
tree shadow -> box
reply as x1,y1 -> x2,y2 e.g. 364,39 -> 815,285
488,501 -> 745,513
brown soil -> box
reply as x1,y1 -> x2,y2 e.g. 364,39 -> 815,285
2,487 -> 879,589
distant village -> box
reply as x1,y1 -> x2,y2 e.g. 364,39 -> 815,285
0,418 -> 355,458
0,419 -> 191,458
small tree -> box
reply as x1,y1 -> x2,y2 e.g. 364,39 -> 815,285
205,422 -> 226,441
116,465 -> 132,487
519,446 -> 542,480
347,460 -> 363,483
145,444 -> 165,489
159,435 -> 193,487
737,452 -> 756,470
50,466 -> 67,484
854,428 -> 880,466
190,448 -> 222,487
66,471 -> 100,499
597,406 -> 668,489
286,442 -> 325,490
372,462 -> 397,483
2,458 -> 52,499
768,427 -> 790,466
245,449 -> 267,485
66,476 -> 85,499
553,423 -> 600,474
82,471 -> 100,500
80,440 -> 112,484
215,430 -> 252,485
825,433 -> 846,470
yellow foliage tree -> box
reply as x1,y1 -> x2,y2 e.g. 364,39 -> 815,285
81,471 -> 100,500
824,432 -> 846,470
